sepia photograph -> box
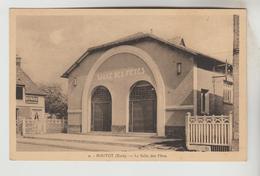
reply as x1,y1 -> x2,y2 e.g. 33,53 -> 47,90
10,9 -> 247,160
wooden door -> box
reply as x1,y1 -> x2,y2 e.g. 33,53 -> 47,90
129,81 -> 157,133
91,86 -> 112,132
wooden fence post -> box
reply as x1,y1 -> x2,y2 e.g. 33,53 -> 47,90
185,112 -> 191,150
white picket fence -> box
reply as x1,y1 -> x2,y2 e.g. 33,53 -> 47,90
185,112 -> 232,151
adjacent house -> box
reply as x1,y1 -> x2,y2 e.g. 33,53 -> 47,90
16,55 -> 46,133
61,32 -> 233,139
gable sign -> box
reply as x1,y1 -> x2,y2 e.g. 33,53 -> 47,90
97,67 -> 145,81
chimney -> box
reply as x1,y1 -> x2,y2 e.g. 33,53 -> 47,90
168,36 -> 186,47
150,28 -> 153,34
16,55 -> 22,67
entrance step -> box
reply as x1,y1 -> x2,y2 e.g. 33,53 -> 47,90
87,131 -> 158,137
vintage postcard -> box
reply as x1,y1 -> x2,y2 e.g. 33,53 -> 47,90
10,8 -> 247,161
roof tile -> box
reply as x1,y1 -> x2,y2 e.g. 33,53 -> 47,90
16,66 -> 46,96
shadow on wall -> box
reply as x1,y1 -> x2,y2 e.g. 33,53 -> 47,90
196,90 -> 233,116
166,90 -> 233,127
165,90 -> 233,139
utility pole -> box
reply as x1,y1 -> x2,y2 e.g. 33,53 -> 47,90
233,15 -> 240,150
225,59 -> 228,81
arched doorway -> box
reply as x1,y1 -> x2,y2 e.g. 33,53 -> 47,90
129,81 -> 157,133
82,45 -> 166,136
91,86 -> 112,131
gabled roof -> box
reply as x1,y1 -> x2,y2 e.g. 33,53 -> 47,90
16,66 -> 46,96
61,32 -> 231,78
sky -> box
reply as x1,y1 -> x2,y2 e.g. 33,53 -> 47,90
16,12 -> 233,93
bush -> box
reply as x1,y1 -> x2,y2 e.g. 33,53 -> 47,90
40,84 -> 68,119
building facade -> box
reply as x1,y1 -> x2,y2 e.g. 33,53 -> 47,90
16,56 -> 46,124
62,33 -> 233,138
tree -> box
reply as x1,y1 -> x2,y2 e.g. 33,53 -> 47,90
40,84 -> 68,119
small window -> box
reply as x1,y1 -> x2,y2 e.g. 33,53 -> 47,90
223,81 -> 233,104
177,63 -> 182,75
201,89 -> 209,114
16,86 -> 23,100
